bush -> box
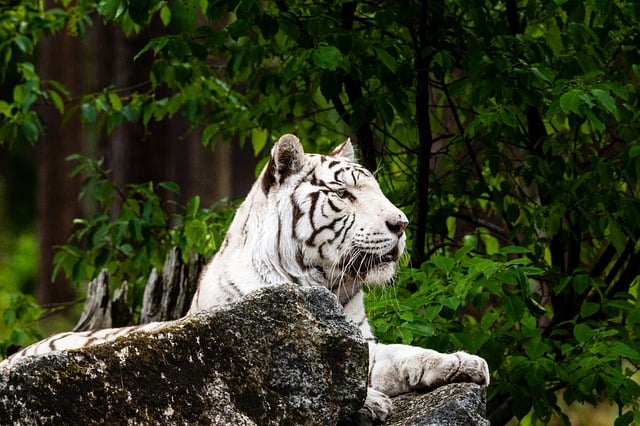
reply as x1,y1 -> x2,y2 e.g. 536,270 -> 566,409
367,245 -> 640,425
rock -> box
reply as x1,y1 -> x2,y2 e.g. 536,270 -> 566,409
385,383 -> 490,426
0,283 -> 490,425
0,284 -> 368,425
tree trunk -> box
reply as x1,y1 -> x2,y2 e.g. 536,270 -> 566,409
35,29 -> 84,310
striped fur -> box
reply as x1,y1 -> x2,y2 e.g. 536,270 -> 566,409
1,134 -> 489,422
188,134 -> 407,345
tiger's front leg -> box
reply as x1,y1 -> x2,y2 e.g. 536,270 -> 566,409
368,342 -> 490,398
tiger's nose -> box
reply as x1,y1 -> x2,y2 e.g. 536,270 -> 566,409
386,218 -> 408,237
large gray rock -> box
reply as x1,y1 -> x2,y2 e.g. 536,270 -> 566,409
386,383 -> 490,426
0,284 -> 368,425
0,283 -> 490,425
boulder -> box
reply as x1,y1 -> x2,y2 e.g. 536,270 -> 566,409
385,383 -> 490,426
0,284 -> 368,425
0,284 -> 490,425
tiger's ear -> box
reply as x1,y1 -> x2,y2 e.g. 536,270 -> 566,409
329,137 -> 355,162
262,134 -> 305,193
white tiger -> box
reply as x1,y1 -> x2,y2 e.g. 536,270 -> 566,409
1,134 -> 489,422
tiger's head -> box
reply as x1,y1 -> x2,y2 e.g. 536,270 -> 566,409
258,134 -> 408,291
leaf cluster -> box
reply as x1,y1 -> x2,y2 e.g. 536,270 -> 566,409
52,155 -> 237,315
368,245 -> 640,425
0,233 -> 41,358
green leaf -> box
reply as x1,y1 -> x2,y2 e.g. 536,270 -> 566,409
14,36 -> 33,54
422,304 -> 442,322
614,411 -> 635,426
398,326 -> 413,345
48,90 -> 65,114
479,232 -> 500,254
202,123 -> 218,147
591,88 -> 616,114
185,219 -> 207,246
81,103 -> 97,123
95,248 -> 110,270
91,224 -> 110,247
20,121 -> 38,143
610,342 -> 640,362
431,256 -> 455,275
511,396 -> 532,420
135,38 -> 169,61
312,46 -> 341,71
503,296 -> 525,321
98,0 -> 125,20
186,196 -> 200,217
158,181 -> 180,194
0,100 -> 12,117
251,128 -> 268,156
573,323 -> 592,343
607,222 -> 626,254
530,65 -> 553,83
579,302 -> 600,318
468,258 -> 497,278
559,89 -> 586,114
374,47 -> 397,72
572,274 -> 591,295
524,338 -> 551,360
108,93 -> 122,111
160,5 -> 172,26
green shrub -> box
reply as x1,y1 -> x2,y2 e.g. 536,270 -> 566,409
367,246 -> 640,425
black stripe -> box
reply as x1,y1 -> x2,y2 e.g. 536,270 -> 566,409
240,214 -> 249,246
291,195 -> 303,239
307,191 -> 320,234
48,333 -> 72,351
220,274 -> 243,301
339,216 -> 356,246
295,247 -> 306,269
261,157 -> 276,195
326,197 -> 342,212
276,216 -> 283,265
307,216 -> 349,247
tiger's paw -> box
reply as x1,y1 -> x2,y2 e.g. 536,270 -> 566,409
404,350 -> 490,390
358,387 -> 392,424
369,344 -> 490,397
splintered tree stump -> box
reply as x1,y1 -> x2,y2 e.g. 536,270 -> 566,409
73,247 -> 204,332
73,269 -> 112,331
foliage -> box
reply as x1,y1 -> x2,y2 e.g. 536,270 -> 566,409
368,245 -> 640,424
0,232 -> 41,357
1,0 -> 640,424
52,155 -> 237,312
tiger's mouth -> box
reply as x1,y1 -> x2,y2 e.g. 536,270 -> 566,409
344,244 -> 401,278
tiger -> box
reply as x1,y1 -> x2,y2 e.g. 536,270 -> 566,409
1,134 -> 490,422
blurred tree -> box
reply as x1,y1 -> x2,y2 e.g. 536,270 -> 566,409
35,22 -> 84,308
